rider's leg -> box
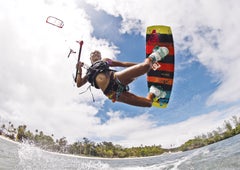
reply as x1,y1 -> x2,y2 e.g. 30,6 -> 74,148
117,91 -> 154,107
115,46 -> 169,85
115,58 -> 152,85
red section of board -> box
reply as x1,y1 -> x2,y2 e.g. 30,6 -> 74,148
155,63 -> 174,72
147,76 -> 173,86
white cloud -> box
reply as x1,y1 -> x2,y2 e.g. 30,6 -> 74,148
95,110 -> 156,138
99,106 -> 240,148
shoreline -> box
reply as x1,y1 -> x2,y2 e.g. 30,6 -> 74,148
0,134 -> 18,144
0,134 -> 180,160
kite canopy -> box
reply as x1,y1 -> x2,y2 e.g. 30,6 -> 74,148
46,16 -> 64,28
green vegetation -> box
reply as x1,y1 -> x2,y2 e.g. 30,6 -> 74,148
1,115 -> 240,158
178,115 -> 240,151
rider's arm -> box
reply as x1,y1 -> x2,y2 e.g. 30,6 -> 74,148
103,58 -> 137,67
76,63 -> 88,87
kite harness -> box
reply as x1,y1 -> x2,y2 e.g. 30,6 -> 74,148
86,60 -> 112,88
85,60 -> 129,102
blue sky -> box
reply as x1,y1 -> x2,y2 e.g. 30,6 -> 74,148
1,0 -> 240,148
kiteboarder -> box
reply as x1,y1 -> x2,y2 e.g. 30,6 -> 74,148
76,47 -> 169,107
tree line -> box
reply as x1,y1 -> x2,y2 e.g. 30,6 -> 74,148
0,122 -> 165,158
1,115 -> 240,158
178,115 -> 240,151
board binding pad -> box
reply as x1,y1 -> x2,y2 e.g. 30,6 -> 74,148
146,25 -> 174,108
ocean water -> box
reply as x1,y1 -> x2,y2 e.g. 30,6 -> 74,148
1,134 -> 240,170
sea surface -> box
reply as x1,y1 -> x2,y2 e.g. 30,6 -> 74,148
1,134 -> 240,170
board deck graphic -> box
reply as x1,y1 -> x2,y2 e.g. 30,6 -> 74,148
146,25 -> 174,108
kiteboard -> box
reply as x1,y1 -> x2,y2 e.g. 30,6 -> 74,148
146,25 -> 174,108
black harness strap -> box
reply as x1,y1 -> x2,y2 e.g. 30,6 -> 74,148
86,60 -> 115,88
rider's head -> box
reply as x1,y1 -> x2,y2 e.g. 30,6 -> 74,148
90,50 -> 101,64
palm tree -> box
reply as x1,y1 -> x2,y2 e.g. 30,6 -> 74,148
1,124 -> 6,131
0,124 -> 6,135
16,125 -> 27,142
39,131 -> 44,137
